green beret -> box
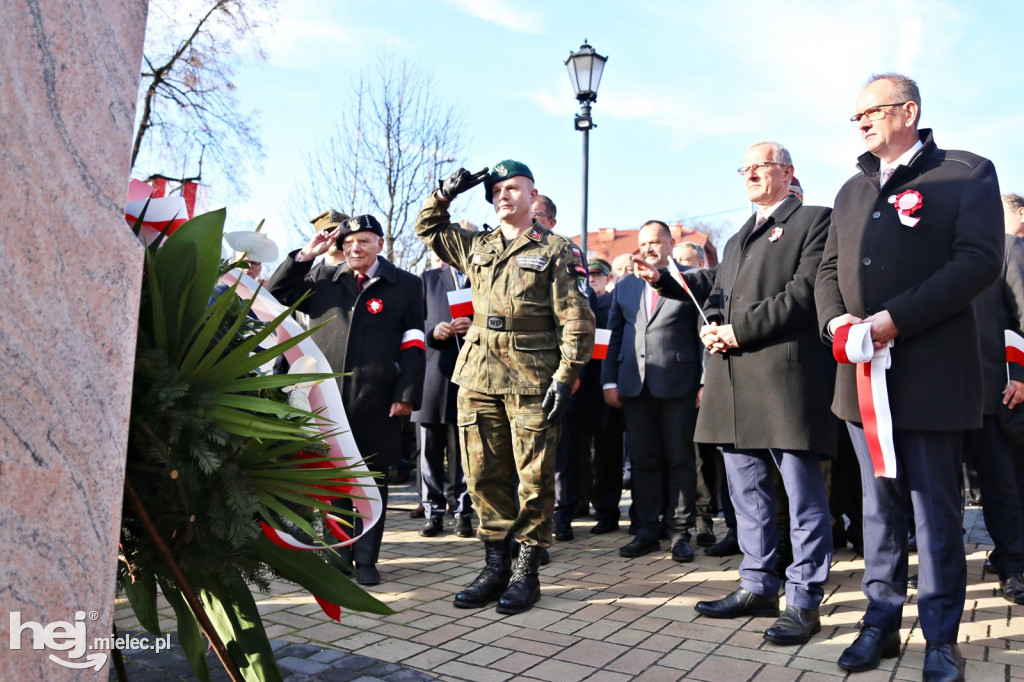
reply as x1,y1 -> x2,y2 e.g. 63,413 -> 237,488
484,159 -> 534,202
587,259 -> 611,276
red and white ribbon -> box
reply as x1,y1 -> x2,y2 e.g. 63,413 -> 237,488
592,329 -> 611,360
833,322 -> 897,478
400,329 -> 426,351
447,288 -> 474,318
125,179 -> 189,244
219,271 -> 383,551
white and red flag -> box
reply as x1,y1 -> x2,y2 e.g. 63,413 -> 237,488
1006,329 -> 1024,368
447,288 -> 474,318
667,259 -> 709,326
833,322 -> 897,478
593,329 -> 612,360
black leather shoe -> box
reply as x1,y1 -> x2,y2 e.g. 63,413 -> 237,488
984,557 -> 996,574
554,519 -> 574,541
419,517 -> 443,537
591,518 -> 620,535
923,642 -> 963,682
763,606 -> 820,645
694,588 -> 779,619
409,503 -> 425,519
999,573 -> 1024,605
454,538 -> 512,608
671,539 -> 694,563
540,548 -> 550,566
908,573 -> 918,589
705,528 -> 741,557
837,625 -> 900,672
696,524 -> 716,547
619,536 -> 660,558
453,515 -> 473,538
355,563 -> 381,586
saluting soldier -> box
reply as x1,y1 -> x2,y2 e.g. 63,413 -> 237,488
415,160 -> 595,615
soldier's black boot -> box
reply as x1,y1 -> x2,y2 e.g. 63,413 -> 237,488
496,545 -> 542,615
453,538 -> 511,609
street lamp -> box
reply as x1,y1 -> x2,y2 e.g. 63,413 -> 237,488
565,41 -> 607,263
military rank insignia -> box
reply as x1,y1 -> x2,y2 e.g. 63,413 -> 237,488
516,256 -> 549,271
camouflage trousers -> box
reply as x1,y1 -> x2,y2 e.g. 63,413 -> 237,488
457,388 -> 561,548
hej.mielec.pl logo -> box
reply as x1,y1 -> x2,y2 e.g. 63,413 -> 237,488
9,610 -> 171,671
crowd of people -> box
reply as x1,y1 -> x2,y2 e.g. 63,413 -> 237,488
250,72 -> 1024,682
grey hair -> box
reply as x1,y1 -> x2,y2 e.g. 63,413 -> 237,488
678,242 -> 706,263
867,73 -> 922,123
750,141 -> 792,166
1004,193 -> 1024,212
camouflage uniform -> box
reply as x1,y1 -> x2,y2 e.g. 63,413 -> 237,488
415,194 -> 595,547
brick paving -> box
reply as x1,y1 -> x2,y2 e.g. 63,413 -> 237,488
112,489 -> 1024,681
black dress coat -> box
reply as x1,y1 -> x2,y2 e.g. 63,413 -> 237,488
266,253 -> 425,468
411,265 -> 464,426
973,234 -> 1024,415
815,129 -> 1004,430
666,196 -> 837,455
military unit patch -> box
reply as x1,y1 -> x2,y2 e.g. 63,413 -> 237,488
577,278 -> 588,295
516,256 -> 549,271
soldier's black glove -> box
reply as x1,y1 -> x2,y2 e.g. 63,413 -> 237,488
542,379 -> 572,422
438,167 -> 489,201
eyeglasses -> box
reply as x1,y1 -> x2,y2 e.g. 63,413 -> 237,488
849,102 -> 908,123
532,212 -> 552,220
737,161 -> 785,175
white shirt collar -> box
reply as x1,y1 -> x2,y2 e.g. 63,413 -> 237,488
354,257 -> 381,280
880,139 -> 924,178
756,195 -> 789,221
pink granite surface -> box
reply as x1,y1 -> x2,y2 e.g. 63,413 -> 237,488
0,1 -> 149,678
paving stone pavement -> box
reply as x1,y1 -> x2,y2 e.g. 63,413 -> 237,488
112,486 -> 1023,681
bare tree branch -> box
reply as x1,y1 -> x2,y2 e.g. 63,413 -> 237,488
287,54 -> 464,272
132,0 -> 275,193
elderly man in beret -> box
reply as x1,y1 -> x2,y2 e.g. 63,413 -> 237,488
415,160 -> 595,615
267,211 -> 425,587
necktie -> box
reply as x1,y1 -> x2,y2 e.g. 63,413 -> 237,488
754,213 -> 768,230
649,289 -> 659,318
355,273 -> 368,294
880,166 -> 894,187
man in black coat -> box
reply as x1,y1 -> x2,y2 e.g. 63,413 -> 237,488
963,197 -> 1024,605
602,221 -> 705,563
266,213 -> 426,587
815,74 -> 1003,680
411,261 -> 473,538
655,142 -> 835,646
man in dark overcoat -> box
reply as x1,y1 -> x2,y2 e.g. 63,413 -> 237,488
962,196 -> 1024,606
411,261 -> 473,537
815,73 -> 1003,680
646,142 -> 836,645
266,212 -> 425,587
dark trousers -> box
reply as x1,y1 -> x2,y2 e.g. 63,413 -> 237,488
723,448 -> 831,609
555,402 -> 624,524
964,415 -> 1024,575
337,474 -> 388,566
621,387 -> 698,542
847,423 -> 966,643
418,423 -> 471,520
694,441 -> 718,528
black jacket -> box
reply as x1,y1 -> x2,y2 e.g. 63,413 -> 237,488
266,253 -> 425,467
815,129 -> 1003,430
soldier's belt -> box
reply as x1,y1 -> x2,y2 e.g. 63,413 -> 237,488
473,314 -> 554,332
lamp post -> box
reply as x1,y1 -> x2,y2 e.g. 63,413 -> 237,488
565,41 -> 607,263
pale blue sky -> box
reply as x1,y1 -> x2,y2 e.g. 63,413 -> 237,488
180,0 -> 1024,259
